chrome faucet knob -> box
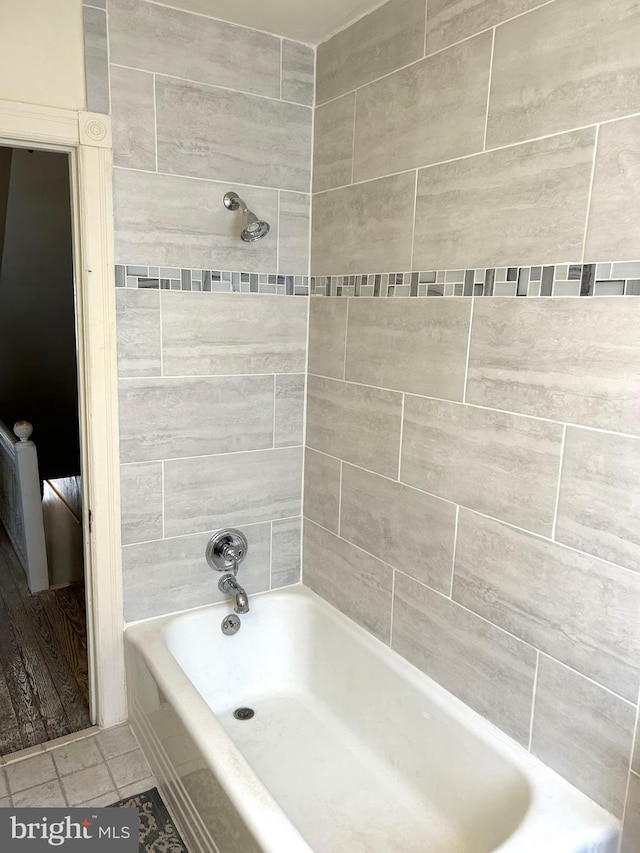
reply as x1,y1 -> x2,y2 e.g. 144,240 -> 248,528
206,529 -> 248,573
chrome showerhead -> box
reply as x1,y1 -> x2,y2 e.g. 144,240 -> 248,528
224,191 -> 270,243
240,211 -> 270,243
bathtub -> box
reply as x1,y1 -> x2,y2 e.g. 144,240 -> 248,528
125,585 -> 619,853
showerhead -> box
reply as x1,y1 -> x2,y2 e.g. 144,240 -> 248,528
224,191 -> 270,243
240,211 -> 270,243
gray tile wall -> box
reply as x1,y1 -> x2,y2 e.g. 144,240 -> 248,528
304,295 -> 640,829
82,0 -> 640,842
313,0 -> 640,274
310,6 -> 640,839
83,1 -> 314,621
118,289 -> 307,621
106,0 -> 313,274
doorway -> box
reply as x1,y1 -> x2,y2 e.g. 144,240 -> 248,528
0,99 -> 126,738
0,144 -> 91,753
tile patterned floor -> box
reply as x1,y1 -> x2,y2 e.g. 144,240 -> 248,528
0,724 -> 155,809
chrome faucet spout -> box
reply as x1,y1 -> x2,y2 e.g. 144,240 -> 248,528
219,573 -> 250,614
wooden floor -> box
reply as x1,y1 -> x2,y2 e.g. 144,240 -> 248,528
0,527 -> 90,756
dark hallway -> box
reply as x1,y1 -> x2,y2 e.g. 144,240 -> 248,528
0,144 -> 89,755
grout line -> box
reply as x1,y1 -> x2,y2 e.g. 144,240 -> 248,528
536,650 -> 638,706
551,424 -> 567,540
120,444 -> 303,466
483,28 -> 496,151
350,90 -> 358,184
122,515 -> 302,548
462,297 -> 474,403
109,63 -> 312,110
104,2 -> 112,113
389,568 -> 396,646
581,124 -> 600,263
404,564 -> 639,706
300,510 -> 305,584
102,754 -> 121,798
152,74 -> 158,172
276,190 -> 281,274
279,38 -> 283,100
307,371 -> 640,444
53,753 -> 70,807
316,0 -> 557,110
449,505 -> 459,598
310,106 -> 640,199
112,164 -> 310,196
397,394 -> 405,481
307,51 -> 317,260
327,516 -> 546,662
303,442 -> 640,581
143,0 -> 315,46
308,47 -> 316,254
409,170 -> 419,270
423,0 -> 429,57
157,287 -> 164,376
269,520 -> 273,589
337,461 -> 343,536
161,461 -> 165,539
299,294 -> 311,580
272,374 -> 277,447
621,693 -> 640,832
527,651 -> 540,752
120,371 -> 305,382
342,298 -> 350,379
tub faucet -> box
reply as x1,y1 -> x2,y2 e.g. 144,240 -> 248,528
219,573 -> 250,614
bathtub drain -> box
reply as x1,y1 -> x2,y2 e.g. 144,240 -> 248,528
233,707 -> 255,720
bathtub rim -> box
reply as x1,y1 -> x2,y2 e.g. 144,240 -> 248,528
126,590 -> 313,853
124,583 -> 620,853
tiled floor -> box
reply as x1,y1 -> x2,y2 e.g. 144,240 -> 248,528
0,724 -> 155,809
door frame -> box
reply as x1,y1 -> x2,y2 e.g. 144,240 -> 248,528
0,99 -> 126,728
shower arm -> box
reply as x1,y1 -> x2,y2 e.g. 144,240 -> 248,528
223,191 -> 247,214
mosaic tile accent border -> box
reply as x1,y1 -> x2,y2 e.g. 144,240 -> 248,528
310,262 -> 640,297
115,265 -> 309,296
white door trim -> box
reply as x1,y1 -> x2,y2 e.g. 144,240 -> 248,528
0,99 -> 126,728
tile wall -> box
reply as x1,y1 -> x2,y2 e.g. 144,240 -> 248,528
312,0 -> 640,275
305,295 -> 640,834
83,0 -> 314,620
309,0 -> 640,846
80,0 -> 640,844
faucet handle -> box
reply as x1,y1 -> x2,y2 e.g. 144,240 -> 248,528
206,529 -> 248,573
222,544 -> 240,575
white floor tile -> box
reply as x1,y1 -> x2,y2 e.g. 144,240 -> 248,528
96,725 -> 138,760
61,763 -> 114,806
52,737 -> 103,776
107,749 -> 151,788
76,790 -> 120,809
117,776 -> 156,800
13,779 -> 66,808
6,753 -> 56,794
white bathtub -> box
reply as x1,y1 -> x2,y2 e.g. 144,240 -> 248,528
125,585 -> 618,853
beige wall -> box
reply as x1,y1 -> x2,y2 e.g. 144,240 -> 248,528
0,0 -> 85,111
309,0 -> 640,844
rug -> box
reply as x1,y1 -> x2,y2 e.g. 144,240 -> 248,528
110,787 -> 189,853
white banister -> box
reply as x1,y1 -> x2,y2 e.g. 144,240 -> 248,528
0,420 -> 49,592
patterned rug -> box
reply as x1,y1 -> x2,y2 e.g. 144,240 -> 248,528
110,788 -> 189,853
